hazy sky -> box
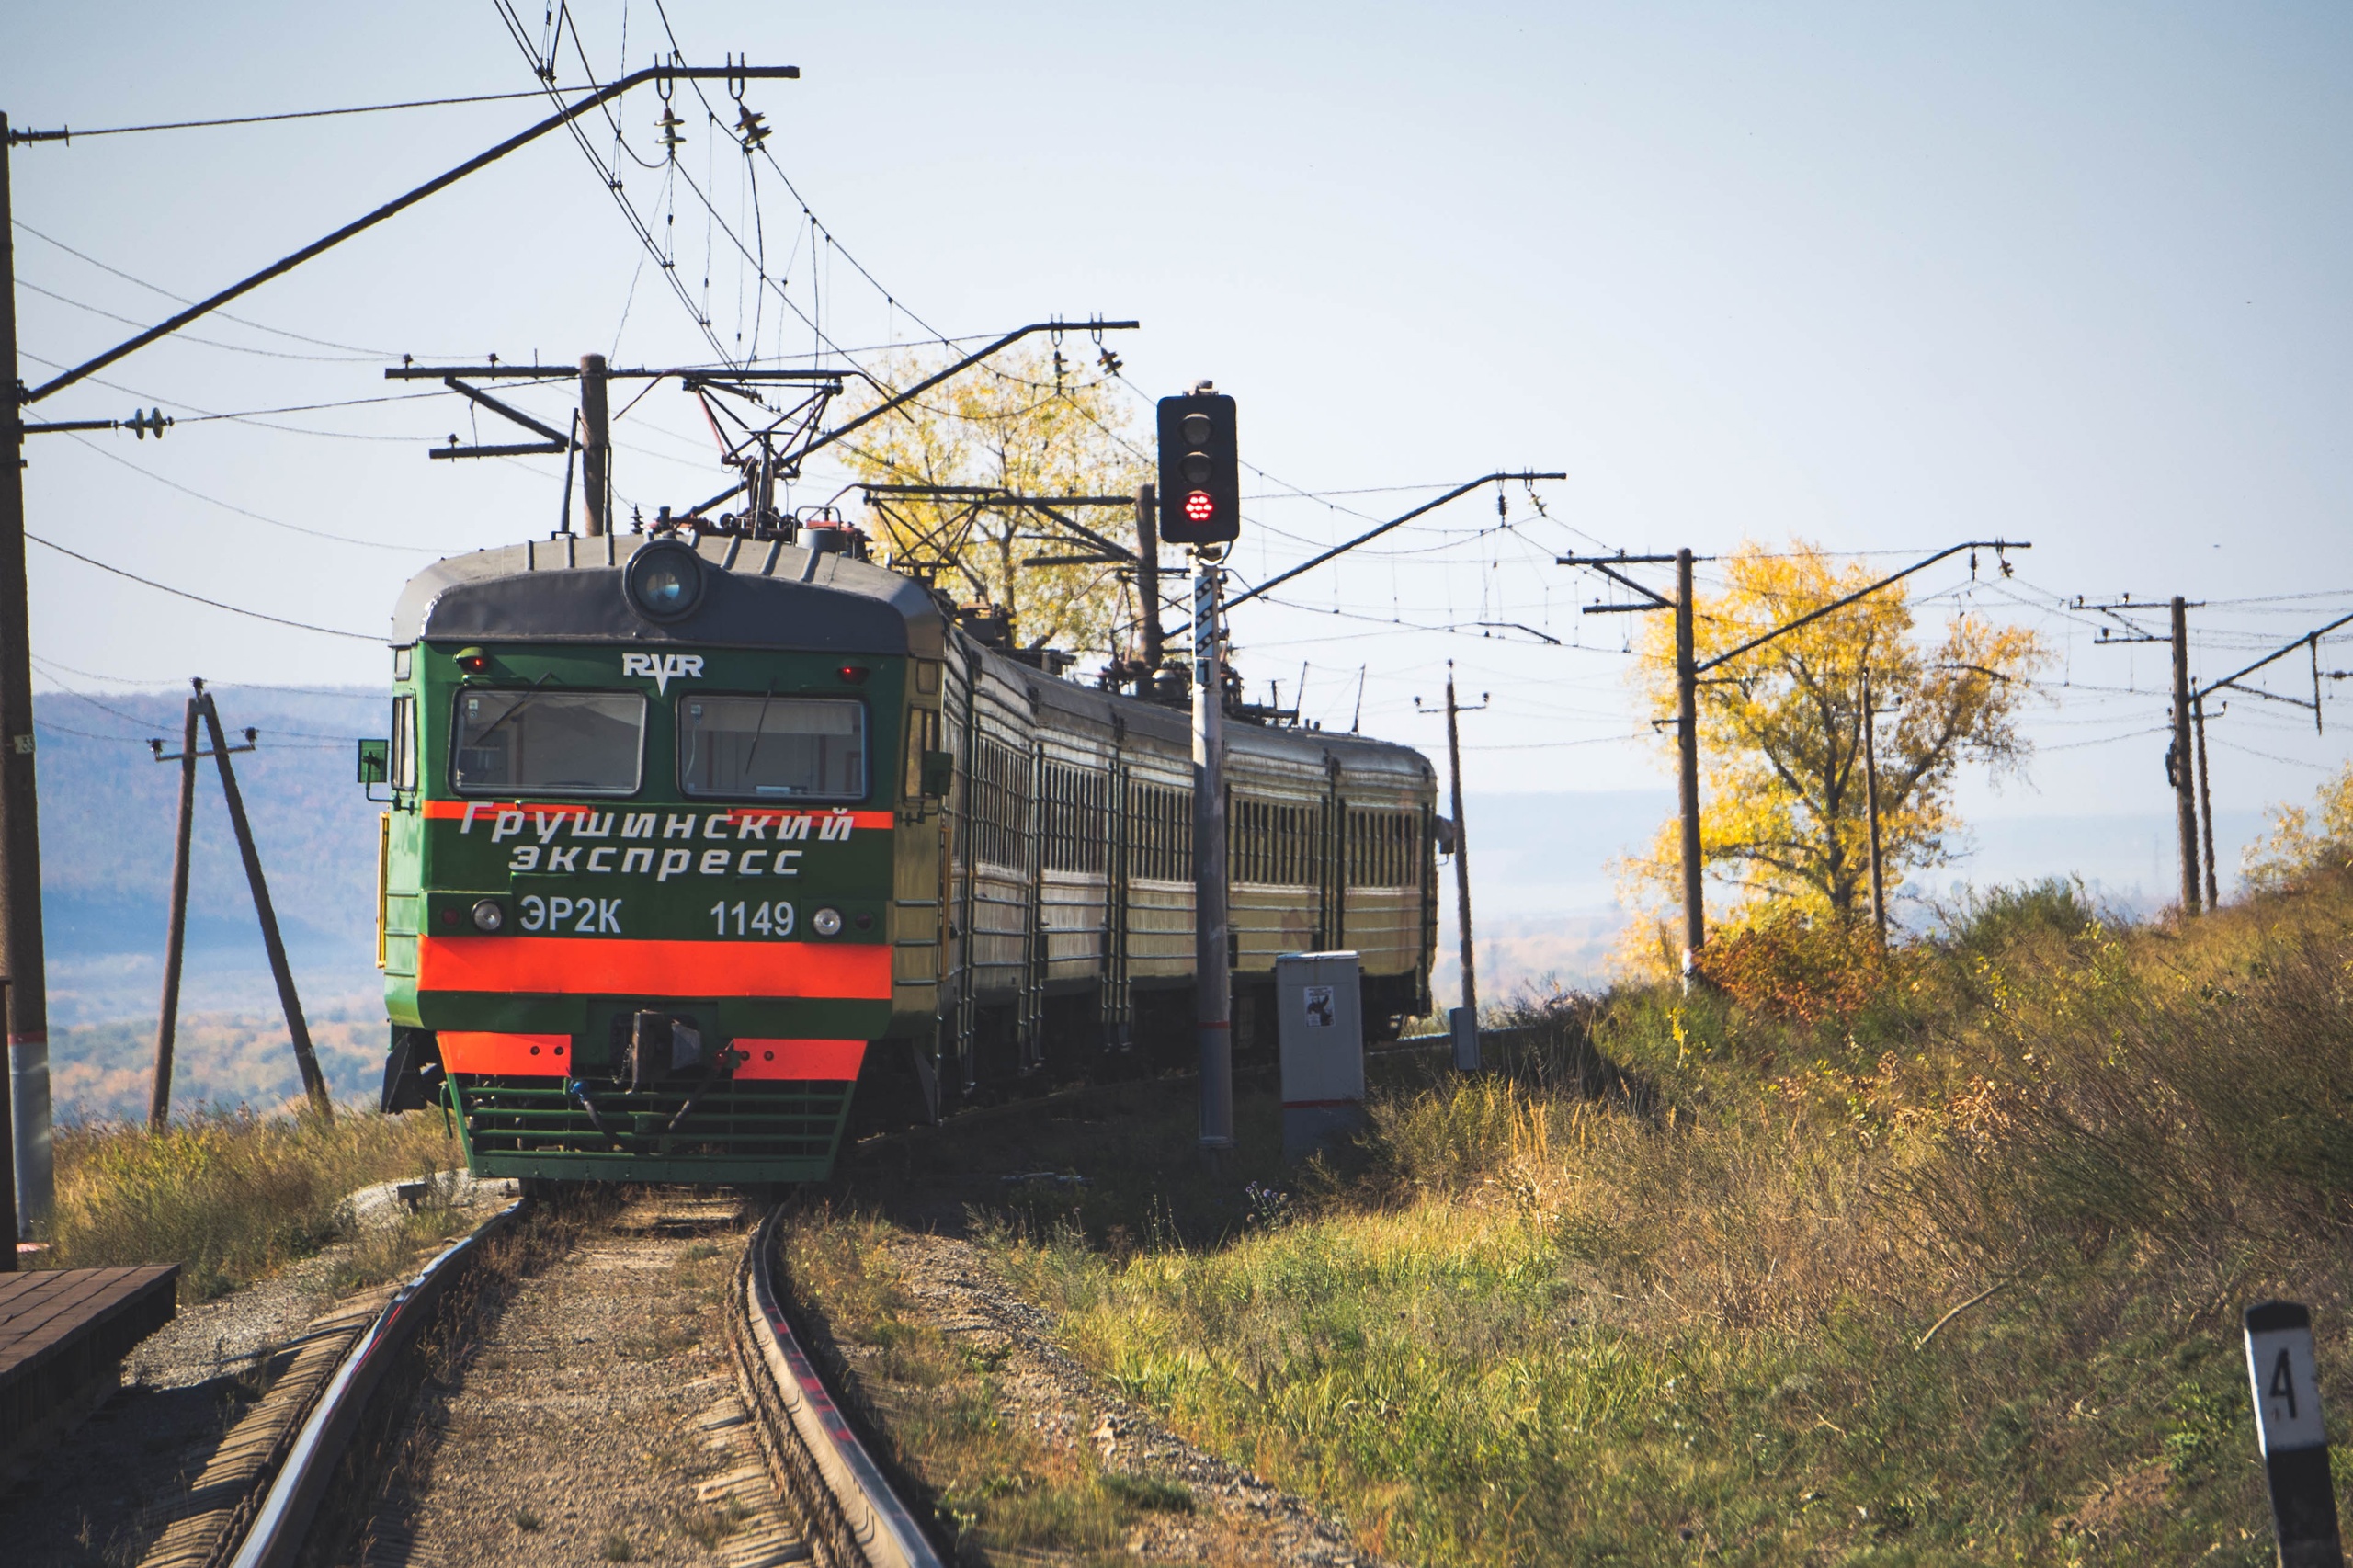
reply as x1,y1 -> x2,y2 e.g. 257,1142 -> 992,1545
5,3 -> 2348,839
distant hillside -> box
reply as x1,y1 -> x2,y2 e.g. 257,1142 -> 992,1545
50,1001 -> 387,1124
33,684 -> 386,1035
35,683 -> 382,950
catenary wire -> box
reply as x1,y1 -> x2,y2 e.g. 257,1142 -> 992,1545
16,279 -> 383,364
63,434 -> 463,553
11,219 -> 451,358
15,350 -> 439,443
23,85 -> 612,139
28,535 -> 380,641
29,653 -> 380,697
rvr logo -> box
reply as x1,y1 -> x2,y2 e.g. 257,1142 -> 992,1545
622,652 -> 704,694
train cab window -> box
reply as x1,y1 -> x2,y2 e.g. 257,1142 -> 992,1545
388,694 -> 417,791
451,688 -> 645,796
679,695 -> 866,800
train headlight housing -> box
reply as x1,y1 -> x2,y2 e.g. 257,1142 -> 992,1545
811,906 -> 844,937
624,540 -> 704,621
471,899 -> 506,933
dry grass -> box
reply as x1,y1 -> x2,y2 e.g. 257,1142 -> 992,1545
42,1107 -> 458,1301
781,1206 -> 1217,1564
987,866 -> 2353,1565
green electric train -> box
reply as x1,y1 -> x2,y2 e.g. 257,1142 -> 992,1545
367,525 -> 1438,1184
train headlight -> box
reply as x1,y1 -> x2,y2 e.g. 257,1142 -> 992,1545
471,899 -> 506,933
811,906 -> 844,937
623,540 -> 704,621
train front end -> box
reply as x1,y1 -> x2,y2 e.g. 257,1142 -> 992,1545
371,531 -> 945,1185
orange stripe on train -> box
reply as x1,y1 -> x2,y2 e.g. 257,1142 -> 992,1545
419,801 -> 894,830
733,1039 -> 866,1081
438,1031 -> 863,1082
439,1031 -> 572,1074
416,936 -> 893,998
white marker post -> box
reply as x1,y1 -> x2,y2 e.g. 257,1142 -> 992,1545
2245,1301 -> 2346,1568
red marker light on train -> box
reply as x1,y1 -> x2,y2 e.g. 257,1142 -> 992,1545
455,646 -> 490,674
837,665 -> 870,685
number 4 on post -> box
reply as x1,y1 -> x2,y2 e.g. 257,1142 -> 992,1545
2245,1301 -> 2347,1568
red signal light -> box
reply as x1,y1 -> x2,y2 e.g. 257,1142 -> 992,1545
1183,490 -> 1216,524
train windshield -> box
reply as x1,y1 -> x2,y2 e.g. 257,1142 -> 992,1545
678,695 -> 866,800
450,688 -> 645,796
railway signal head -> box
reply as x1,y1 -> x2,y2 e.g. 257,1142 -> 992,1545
1156,389 -> 1239,545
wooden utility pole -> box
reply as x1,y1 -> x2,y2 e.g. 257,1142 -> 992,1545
2171,596 -> 2201,916
1862,669 -> 1887,948
149,690 -> 202,1131
1192,553 -> 1232,1162
579,352 -> 611,537
0,973 -> 10,1271
2193,692 -> 2219,912
1441,665 -> 1487,1064
0,117 -> 50,1235
1674,548 -> 1703,979
198,694 -> 330,1119
1134,483 -> 1163,687
2180,607 -> 2353,908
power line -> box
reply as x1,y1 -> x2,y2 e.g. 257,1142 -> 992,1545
62,434 -> 458,553
28,535 -> 380,641
12,220 -> 427,358
1461,730 -> 1652,754
30,654 -> 377,698
490,4 -> 735,366
641,0 -> 1071,414
32,719 -> 155,744
2212,737 -> 2344,771
10,85 -> 610,141
17,350 -> 440,442
2038,725 -> 2172,753
177,391 -> 461,424
654,0 -> 944,355
22,65 -> 798,409
16,278 -> 381,363
31,665 -> 171,733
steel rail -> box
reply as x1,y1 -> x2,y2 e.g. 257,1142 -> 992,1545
226,1197 -> 528,1568
733,1203 -> 948,1568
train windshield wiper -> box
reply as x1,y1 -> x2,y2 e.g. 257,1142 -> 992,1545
465,673 -> 556,756
737,680 -> 779,784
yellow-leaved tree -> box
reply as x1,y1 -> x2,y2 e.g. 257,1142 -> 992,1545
1624,540 -> 2047,927
837,346 -> 1146,656
2241,762 -> 2353,894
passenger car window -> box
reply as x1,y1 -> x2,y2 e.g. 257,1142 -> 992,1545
450,688 -> 645,796
679,695 -> 866,800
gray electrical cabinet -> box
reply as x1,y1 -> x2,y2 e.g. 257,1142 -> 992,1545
1276,950 -> 1366,1163
1450,1006 -> 1482,1072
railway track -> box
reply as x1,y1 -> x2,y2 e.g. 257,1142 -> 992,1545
129,1187 -> 940,1568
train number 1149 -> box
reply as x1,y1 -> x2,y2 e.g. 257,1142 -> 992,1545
712,900 -> 797,937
